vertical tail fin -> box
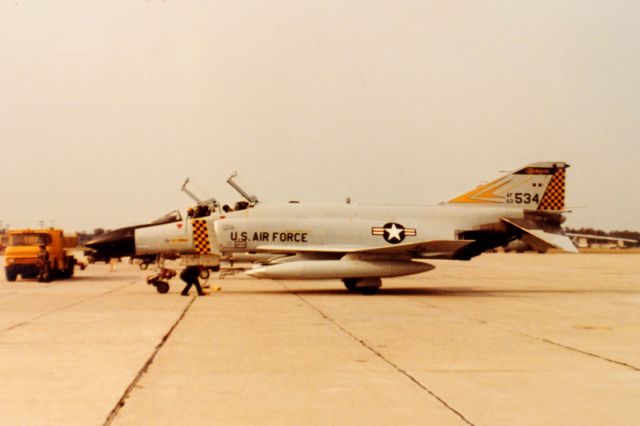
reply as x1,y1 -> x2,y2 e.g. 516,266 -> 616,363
536,165 -> 567,211
448,162 -> 569,211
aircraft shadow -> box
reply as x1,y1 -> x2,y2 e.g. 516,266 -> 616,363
218,287 -> 485,297
216,286 -> 638,297
65,275 -> 142,282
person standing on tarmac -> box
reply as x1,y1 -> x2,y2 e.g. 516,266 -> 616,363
37,244 -> 51,282
179,265 -> 208,296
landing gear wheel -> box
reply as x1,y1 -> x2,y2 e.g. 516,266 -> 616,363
356,278 -> 382,295
139,262 -> 149,270
359,286 -> 380,295
199,269 -> 210,280
155,281 -> 169,294
342,278 -> 358,291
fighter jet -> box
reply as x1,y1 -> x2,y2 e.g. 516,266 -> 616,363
84,174 -> 262,293
188,162 -> 576,294
83,209 -> 185,264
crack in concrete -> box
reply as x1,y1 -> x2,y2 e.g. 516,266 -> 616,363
281,283 -> 475,426
539,338 -> 640,372
411,298 -> 640,372
0,281 -> 137,334
103,296 -> 197,426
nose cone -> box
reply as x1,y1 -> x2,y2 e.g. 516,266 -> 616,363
85,227 -> 136,259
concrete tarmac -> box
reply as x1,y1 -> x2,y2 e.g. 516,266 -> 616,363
0,253 -> 638,425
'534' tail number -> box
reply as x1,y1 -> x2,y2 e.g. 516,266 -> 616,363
507,193 -> 540,204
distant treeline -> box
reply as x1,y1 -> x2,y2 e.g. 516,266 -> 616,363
566,227 -> 640,245
76,228 -> 108,246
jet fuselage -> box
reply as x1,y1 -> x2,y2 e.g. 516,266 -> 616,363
213,203 -> 527,257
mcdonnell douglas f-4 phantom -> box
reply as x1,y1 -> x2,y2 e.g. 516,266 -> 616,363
186,162 -> 576,294
84,174 -> 265,292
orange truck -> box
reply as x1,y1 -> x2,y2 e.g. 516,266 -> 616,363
4,229 -> 78,282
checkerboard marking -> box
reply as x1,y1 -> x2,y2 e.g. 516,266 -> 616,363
192,219 -> 211,254
538,168 -> 565,211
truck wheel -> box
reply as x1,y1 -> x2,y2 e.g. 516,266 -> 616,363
5,269 -> 17,282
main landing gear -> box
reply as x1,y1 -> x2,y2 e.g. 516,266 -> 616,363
342,278 -> 382,295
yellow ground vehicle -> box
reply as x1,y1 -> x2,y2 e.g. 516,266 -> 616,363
4,229 -> 78,282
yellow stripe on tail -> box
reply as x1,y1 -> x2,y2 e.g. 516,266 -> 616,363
448,162 -> 569,211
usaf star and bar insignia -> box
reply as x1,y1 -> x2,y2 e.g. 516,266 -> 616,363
372,223 -> 416,244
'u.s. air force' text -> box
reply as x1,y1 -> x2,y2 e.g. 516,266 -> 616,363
230,232 -> 309,243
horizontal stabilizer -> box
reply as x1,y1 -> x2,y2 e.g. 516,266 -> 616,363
501,217 -> 578,253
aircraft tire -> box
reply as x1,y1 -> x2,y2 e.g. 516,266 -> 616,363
139,262 -> 149,270
359,286 -> 380,295
356,278 -> 382,295
155,281 -> 170,294
199,269 -> 210,280
342,279 -> 358,291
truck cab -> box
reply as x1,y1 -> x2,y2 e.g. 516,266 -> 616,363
4,229 -> 77,281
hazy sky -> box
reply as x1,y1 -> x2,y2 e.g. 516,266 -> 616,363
1,1 -> 638,231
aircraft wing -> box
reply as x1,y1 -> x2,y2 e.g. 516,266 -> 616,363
359,240 -> 475,256
253,240 -> 474,256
